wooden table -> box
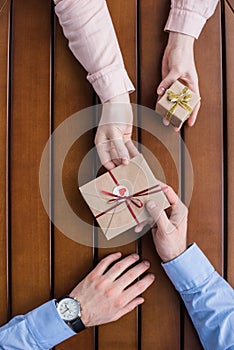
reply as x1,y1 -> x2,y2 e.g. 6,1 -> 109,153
0,0 -> 233,349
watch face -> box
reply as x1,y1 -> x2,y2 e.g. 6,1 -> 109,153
57,297 -> 81,322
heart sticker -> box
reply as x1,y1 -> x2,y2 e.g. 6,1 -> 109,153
113,185 -> 129,197
119,188 -> 126,196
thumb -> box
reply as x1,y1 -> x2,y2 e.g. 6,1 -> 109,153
146,201 -> 175,234
157,70 -> 180,96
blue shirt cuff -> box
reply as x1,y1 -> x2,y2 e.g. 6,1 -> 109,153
162,243 -> 215,293
26,300 -> 75,348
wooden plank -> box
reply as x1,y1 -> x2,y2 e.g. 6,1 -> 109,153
10,0 -> 51,315
53,14 -> 95,350
107,0 -> 136,102
140,1 -> 181,349
227,0 -> 234,11
226,2 -> 234,286
183,4 -> 223,349
97,1 -> 138,349
139,0 -> 170,110
0,0 -> 10,325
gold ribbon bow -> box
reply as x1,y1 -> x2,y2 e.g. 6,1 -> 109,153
166,86 -> 193,121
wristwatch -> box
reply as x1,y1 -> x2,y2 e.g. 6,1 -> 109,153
56,296 -> 86,333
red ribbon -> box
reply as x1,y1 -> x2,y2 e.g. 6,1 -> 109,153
95,170 -> 167,224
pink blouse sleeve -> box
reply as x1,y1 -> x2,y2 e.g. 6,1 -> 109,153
165,0 -> 219,39
54,0 -> 134,103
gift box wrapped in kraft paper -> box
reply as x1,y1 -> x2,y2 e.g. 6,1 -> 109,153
79,154 -> 170,240
155,80 -> 200,128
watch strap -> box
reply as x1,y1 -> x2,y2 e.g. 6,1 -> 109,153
69,317 -> 86,333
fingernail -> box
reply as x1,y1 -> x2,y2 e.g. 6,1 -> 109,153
157,88 -> 165,96
149,273 -> 155,281
143,260 -> 150,267
122,157 -> 129,164
131,253 -> 139,260
147,201 -> 156,209
135,224 -> 143,233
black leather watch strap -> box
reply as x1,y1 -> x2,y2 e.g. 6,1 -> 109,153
68,317 -> 86,333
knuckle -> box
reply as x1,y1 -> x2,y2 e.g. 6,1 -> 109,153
114,295 -> 125,308
104,286 -> 115,299
135,280 -> 146,294
99,255 -> 112,267
130,302 -> 138,312
117,145 -> 127,154
100,255 -> 109,264
114,261 -> 125,272
95,279 -> 106,292
127,270 -> 137,281
88,270 -> 98,283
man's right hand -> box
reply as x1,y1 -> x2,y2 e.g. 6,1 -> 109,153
135,186 -> 188,263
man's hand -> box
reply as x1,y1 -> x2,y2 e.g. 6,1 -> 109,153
95,93 -> 139,170
156,32 -> 200,130
69,252 -> 155,327
135,186 -> 188,262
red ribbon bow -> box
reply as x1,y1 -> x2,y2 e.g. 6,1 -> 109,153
95,170 -> 167,224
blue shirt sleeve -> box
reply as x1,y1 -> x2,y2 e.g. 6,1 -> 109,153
0,300 -> 75,349
162,243 -> 234,350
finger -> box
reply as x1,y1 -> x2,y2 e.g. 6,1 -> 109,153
115,260 -> 151,290
144,181 -> 186,229
92,252 -> 122,277
146,201 -> 175,234
125,140 -> 140,158
156,95 -> 170,126
142,180 -> 175,207
95,137 -> 128,169
104,253 -> 139,280
160,187 -> 188,227
109,146 -> 121,167
123,273 -> 155,304
187,100 -> 201,127
95,141 -> 112,168
163,186 -> 179,207
169,200 -> 188,228
115,297 -> 144,320
157,70 -> 180,96
163,118 -> 170,126
112,159 -> 122,166
134,218 -> 154,233
112,138 -> 130,165
157,70 -> 180,127
103,160 -> 117,171
157,86 -> 166,97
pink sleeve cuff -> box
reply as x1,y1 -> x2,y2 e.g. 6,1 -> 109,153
87,66 -> 135,103
165,8 -> 207,39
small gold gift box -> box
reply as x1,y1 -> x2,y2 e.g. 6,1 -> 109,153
156,80 -> 200,128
